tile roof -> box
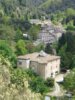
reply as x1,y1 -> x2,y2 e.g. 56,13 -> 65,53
18,51 -> 60,64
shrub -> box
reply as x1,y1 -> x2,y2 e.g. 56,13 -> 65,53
45,78 -> 54,87
29,76 -> 49,94
27,69 -> 54,94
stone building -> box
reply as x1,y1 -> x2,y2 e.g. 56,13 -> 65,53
38,24 -> 64,44
30,19 -> 65,45
17,51 -> 60,79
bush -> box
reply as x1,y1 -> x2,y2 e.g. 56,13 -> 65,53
15,39 -> 27,55
27,69 -> 54,94
11,68 -> 27,88
63,69 -> 75,95
26,69 -> 38,77
29,77 -> 49,94
45,78 -> 54,87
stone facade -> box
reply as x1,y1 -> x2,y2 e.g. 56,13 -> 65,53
17,51 -> 60,79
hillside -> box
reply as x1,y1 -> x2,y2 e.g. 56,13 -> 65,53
0,0 -> 45,17
39,0 -> 75,13
39,0 -> 62,10
1,0 -> 75,18
0,56 -> 42,100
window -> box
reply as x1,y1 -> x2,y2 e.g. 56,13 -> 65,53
18,61 -> 22,65
51,66 -> 52,70
51,73 -> 53,77
55,71 -> 58,75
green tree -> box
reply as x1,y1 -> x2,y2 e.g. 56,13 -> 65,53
29,77 -> 49,94
45,78 -> 54,87
28,25 -> 40,40
35,43 -> 45,52
66,32 -> 75,54
57,31 -> 75,69
16,39 -> 27,55
45,43 -> 53,54
66,8 -> 75,17
26,42 -> 35,53
63,69 -> 75,95
0,24 -> 15,41
11,68 -> 27,88
14,29 -> 23,42
0,40 -> 16,67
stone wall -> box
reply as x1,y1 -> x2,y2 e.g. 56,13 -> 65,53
17,58 -> 60,79
45,59 -> 60,79
17,59 -> 30,69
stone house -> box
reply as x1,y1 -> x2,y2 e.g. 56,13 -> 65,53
30,19 -> 65,45
38,24 -> 64,44
17,51 -> 60,79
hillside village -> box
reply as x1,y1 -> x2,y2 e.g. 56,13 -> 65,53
1,0 -> 75,100
17,18 -> 75,99
19,19 -> 64,80
17,19 -> 66,99
30,19 -> 65,45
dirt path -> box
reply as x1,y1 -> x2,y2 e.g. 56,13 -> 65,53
47,74 -> 65,97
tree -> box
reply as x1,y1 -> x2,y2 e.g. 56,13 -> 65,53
29,76 -> 49,94
0,24 -> 15,41
63,69 -> 75,95
0,40 -> 16,67
57,31 -> 75,69
35,43 -> 45,52
28,25 -> 40,40
45,43 -> 53,54
26,42 -> 35,53
66,8 -> 75,17
45,78 -> 54,87
16,39 -> 27,55
71,55 -> 75,68
11,68 -> 27,88
66,32 -> 75,54
57,33 -> 66,52
14,29 -> 23,42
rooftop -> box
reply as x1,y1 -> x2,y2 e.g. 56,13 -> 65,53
18,51 -> 60,64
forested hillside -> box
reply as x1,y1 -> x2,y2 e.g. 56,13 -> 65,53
39,0 -> 75,13
1,0 -> 75,99
0,0 -> 75,18
0,0 -> 45,18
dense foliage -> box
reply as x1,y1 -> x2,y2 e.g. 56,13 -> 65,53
27,69 -> 54,94
1,0 -> 75,99
63,69 -> 75,95
0,40 -> 16,67
57,31 -> 75,69
40,0 -> 75,14
0,56 -> 42,100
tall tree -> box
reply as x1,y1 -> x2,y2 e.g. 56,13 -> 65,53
45,43 -> 53,54
16,39 -> 27,55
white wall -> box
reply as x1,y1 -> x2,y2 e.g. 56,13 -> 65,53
17,58 -> 60,79
45,59 -> 60,79
17,59 -> 30,69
